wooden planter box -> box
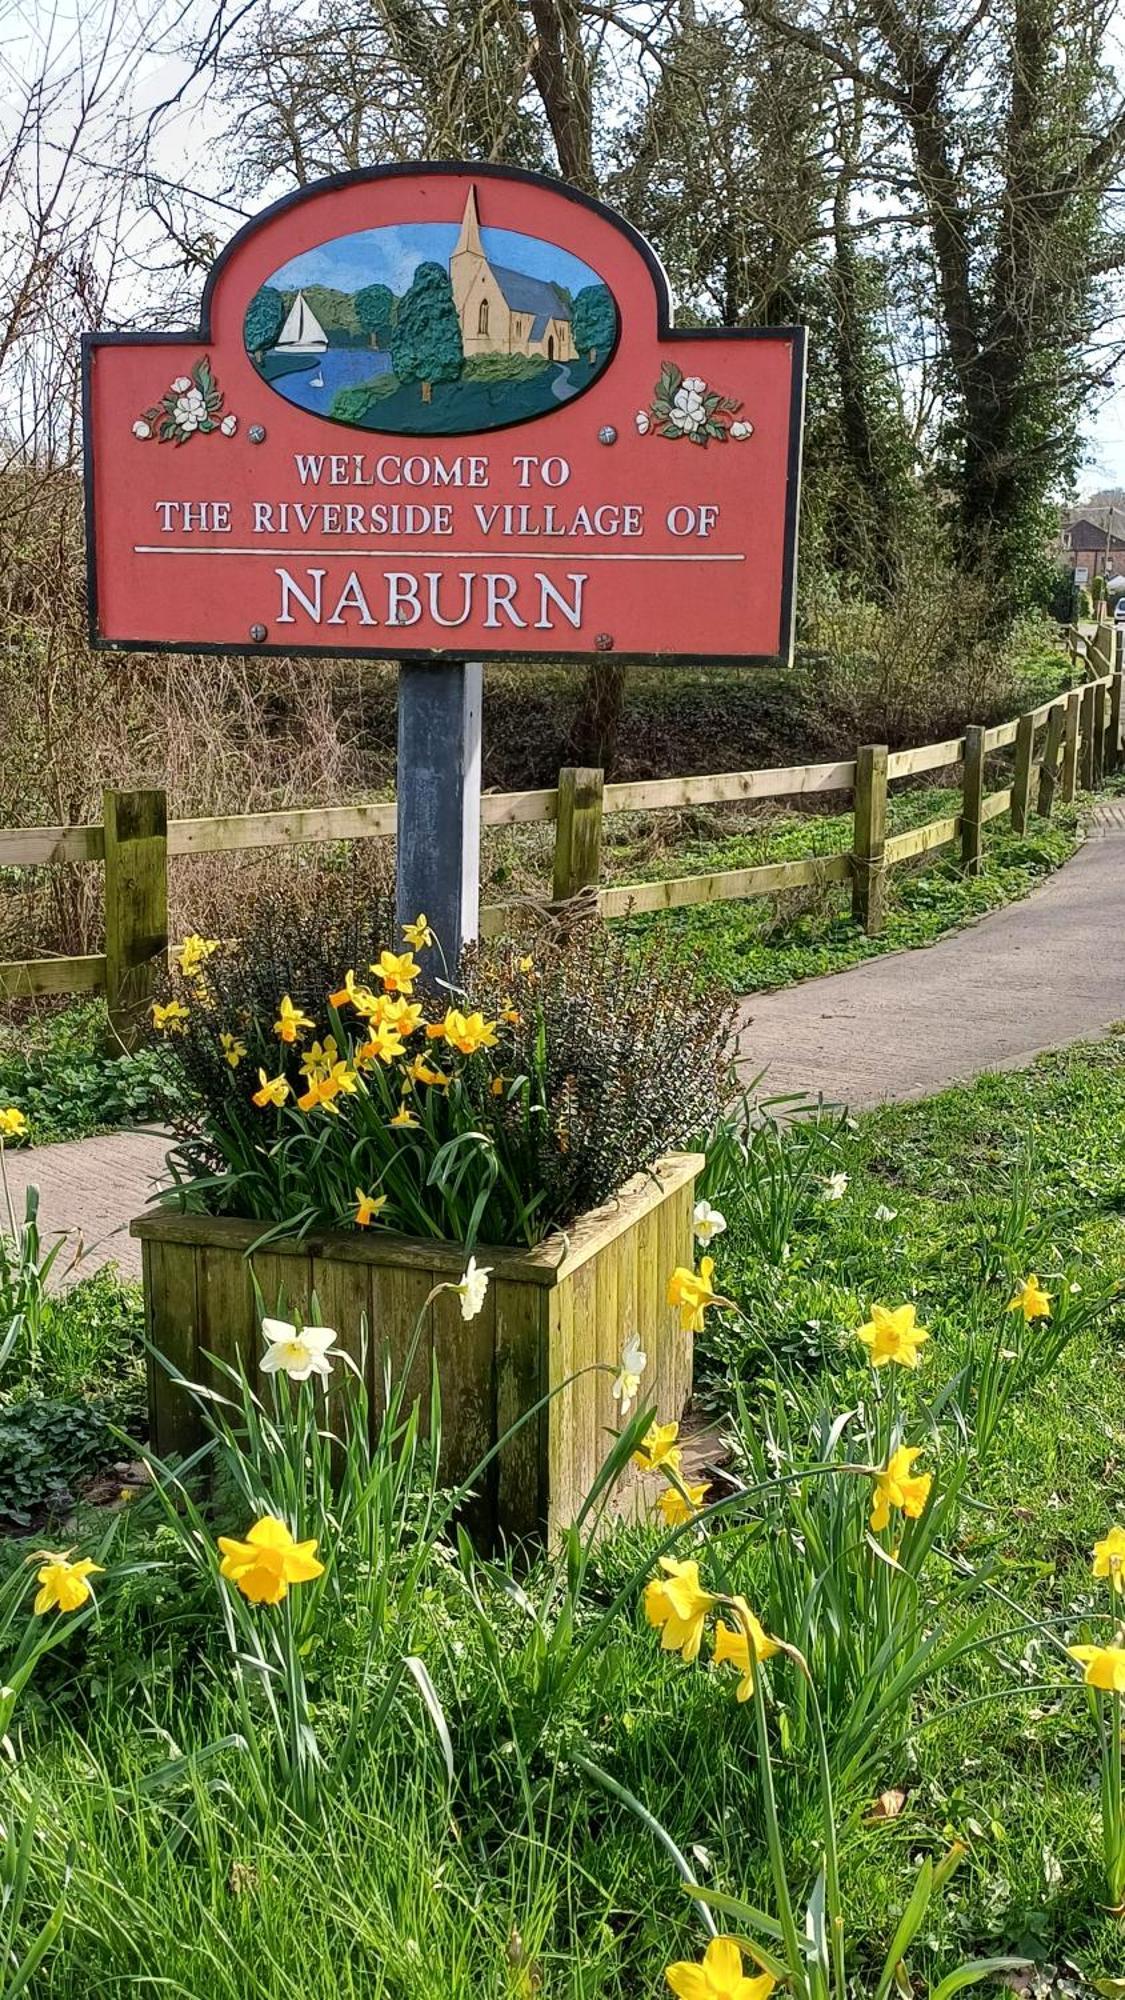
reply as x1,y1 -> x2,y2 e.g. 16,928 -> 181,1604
131,1151 -> 703,1541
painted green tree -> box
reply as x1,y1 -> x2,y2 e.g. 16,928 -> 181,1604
243,285 -> 284,362
392,262 -> 463,404
572,283 -> 615,363
355,282 -> 395,349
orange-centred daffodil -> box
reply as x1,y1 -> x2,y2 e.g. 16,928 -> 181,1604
409,1057 -> 450,1087
1069,1642 -> 1125,1692
33,1552 -> 103,1615
427,1007 -> 499,1056
390,1105 -> 419,1129
252,1068 -> 290,1108
355,1188 -> 387,1227
666,1936 -> 776,1999
870,1444 -> 933,1532
632,1420 -> 682,1474
658,1481 -> 710,1527
402,913 -> 434,949
1093,1527 -> 1125,1595
329,969 -> 379,1016
151,999 -> 190,1034
711,1600 -> 780,1700
856,1302 -> 929,1368
0,1107 -> 28,1138
356,1024 -> 406,1067
220,1032 -> 246,1068
1007,1273 -> 1051,1322
217,1515 -> 324,1605
373,949 -> 420,994
299,1036 -> 339,1082
667,1257 -> 720,1334
644,1556 -> 716,1662
380,997 -> 424,1036
274,994 -> 314,1043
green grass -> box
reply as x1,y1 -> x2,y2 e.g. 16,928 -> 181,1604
5,1036 -> 1125,1990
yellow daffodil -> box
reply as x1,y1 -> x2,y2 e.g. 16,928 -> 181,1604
1093,1527 -> 1125,1595
658,1481 -> 710,1527
632,1420 -> 683,1474
644,1556 -> 716,1662
856,1302 -> 930,1369
408,1057 -> 450,1087
1007,1273 -> 1051,1322
501,1000 -> 521,1025
298,1060 -> 358,1114
329,969 -> 380,1016
217,1515 -> 324,1606
380,997 -> 424,1037
151,999 -> 190,1035
518,954 -> 534,973
666,1936 -> 776,1999
490,1076 -> 506,1097
0,1107 -> 28,1138
870,1445 -> 933,1533
355,1188 -> 387,1227
427,1007 -> 499,1056
299,1036 -> 339,1083
174,934 -> 219,978
356,1024 -> 406,1067
252,1068 -> 289,1108
33,1552 -> 102,1615
373,949 -> 420,995
711,1600 -> 780,1701
274,994 -> 314,1043
219,1032 -> 246,1069
402,913 -> 434,950
667,1257 -> 720,1334
390,1105 -> 419,1129
1069,1643 -> 1125,1692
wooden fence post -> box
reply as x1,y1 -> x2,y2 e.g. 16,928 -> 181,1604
1110,670 -> 1125,775
1093,681 -> 1108,789
1010,711 -> 1036,833
552,766 -> 605,905
1080,684 -> 1098,791
1037,703 -> 1066,818
961,725 -> 985,875
1062,689 -> 1082,801
104,788 -> 168,1048
851,743 -> 888,935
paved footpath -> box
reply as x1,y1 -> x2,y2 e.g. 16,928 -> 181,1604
734,802 -> 1125,1109
8,807 -> 1125,1281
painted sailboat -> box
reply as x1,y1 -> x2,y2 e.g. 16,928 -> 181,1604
276,290 -> 329,354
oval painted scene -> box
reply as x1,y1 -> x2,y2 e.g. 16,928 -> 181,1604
243,191 -> 618,436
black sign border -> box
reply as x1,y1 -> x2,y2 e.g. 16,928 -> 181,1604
82,159 -> 806,668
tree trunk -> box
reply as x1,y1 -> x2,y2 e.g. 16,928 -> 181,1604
568,661 -> 627,774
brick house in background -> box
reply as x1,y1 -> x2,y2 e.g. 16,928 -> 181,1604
1060,516 -> 1125,582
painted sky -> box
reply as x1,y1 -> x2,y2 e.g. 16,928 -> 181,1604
268,222 -> 604,299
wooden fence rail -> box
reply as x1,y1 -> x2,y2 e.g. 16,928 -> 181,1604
0,631 -> 1120,1043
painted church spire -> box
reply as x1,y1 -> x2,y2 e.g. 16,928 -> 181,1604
455,185 -> 484,259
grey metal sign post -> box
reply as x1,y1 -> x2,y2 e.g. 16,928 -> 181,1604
395,660 -> 482,976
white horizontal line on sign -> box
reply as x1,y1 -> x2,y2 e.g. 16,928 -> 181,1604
131,547 -> 747,562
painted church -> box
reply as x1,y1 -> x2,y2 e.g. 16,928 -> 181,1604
449,188 -> 577,364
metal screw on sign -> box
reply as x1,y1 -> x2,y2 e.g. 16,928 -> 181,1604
249,624 -> 267,642
595,633 -> 615,652
247,424 -> 266,444
598,425 -> 617,445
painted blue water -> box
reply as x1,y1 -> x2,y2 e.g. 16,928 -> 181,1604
273,348 -> 392,413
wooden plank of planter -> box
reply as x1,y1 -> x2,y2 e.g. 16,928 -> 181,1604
594,1224 -> 620,1486
145,1237 -> 200,1460
597,853 -> 851,919
603,763 -> 856,814
883,815 -> 960,866
433,1277 -> 496,1524
376,1263 -> 436,1421
310,1252 -> 373,1443
885,738 -> 964,779
494,1277 -> 547,1538
196,1239 -> 258,1402
548,1279 -> 577,1532
0,955 -> 106,998
566,1253 -> 600,1521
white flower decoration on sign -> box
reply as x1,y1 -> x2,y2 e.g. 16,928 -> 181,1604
639,362 -> 753,445
260,1317 -> 337,1382
133,356 -> 238,446
612,1334 -> 647,1417
693,1198 -> 727,1246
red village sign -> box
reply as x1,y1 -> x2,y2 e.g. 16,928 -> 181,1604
83,164 -> 805,665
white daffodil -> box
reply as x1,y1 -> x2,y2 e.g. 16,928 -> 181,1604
611,1334 -> 647,1417
260,1317 -> 337,1382
220,412 -> 238,436
635,409 -> 650,433
454,1256 -> 491,1321
171,375 -> 192,393
693,1198 -> 727,1247
873,1202 -> 897,1224
823,1171 -> 849,1201
132,418 -> 151,439
730,419 -> 753,439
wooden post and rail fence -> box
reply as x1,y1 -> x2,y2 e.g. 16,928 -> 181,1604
0,626 -> 1120,1047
